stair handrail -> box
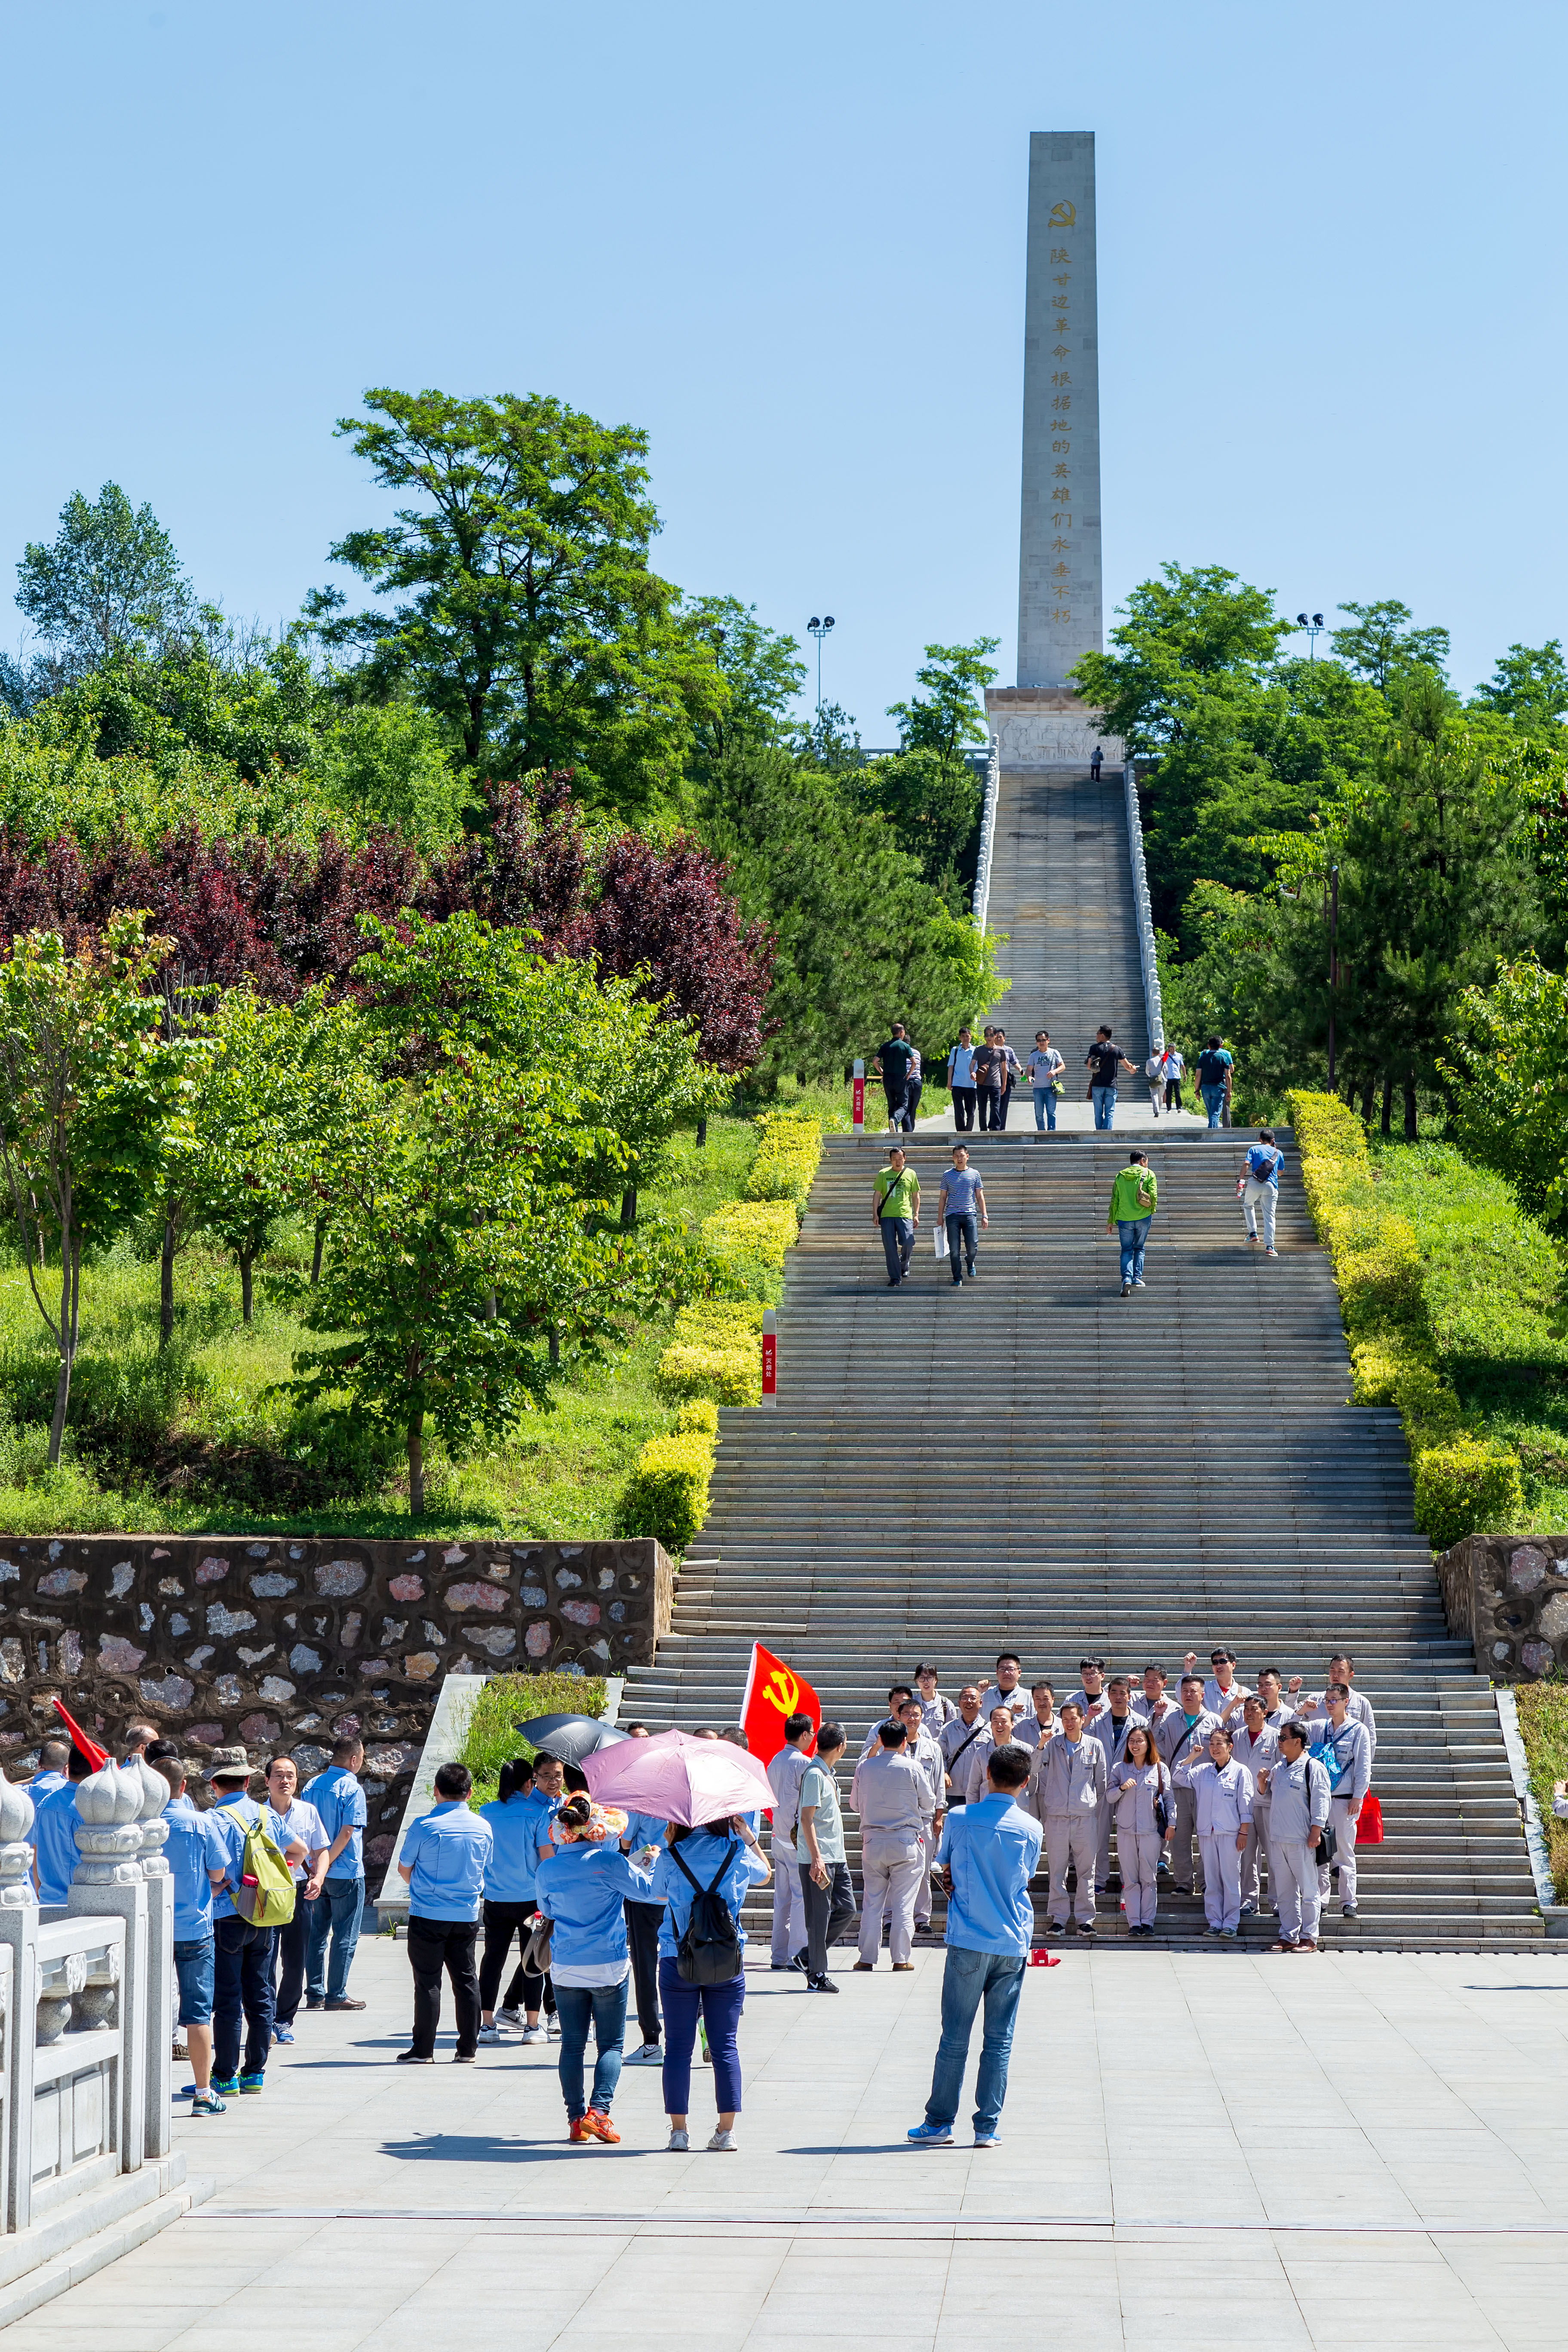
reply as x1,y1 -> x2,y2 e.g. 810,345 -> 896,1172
973,732 -> 1000,935
1123,757 -> 1163,1052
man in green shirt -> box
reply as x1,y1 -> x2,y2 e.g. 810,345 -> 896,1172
1107,1150 -> 1158,1297
873,1147 -> 921,1289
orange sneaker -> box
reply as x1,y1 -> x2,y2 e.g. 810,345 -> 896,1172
583,2108 -> 621,2143
568,2116 -> 591,2142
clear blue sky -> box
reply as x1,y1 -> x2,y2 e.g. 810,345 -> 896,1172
3,0 -> 1563,735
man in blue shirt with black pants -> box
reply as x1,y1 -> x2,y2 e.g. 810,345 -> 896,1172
397,1761 -> 494,2064
908,1741 -> 1041,2148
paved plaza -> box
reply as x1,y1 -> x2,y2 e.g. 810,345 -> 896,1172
13,1936 -> 1568,2349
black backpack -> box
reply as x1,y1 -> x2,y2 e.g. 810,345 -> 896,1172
670,1839 -> 743,1984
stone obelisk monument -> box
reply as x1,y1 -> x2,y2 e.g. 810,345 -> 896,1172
987,131 -> 1120,764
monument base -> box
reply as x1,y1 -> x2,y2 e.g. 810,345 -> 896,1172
985,688 -> 1121,770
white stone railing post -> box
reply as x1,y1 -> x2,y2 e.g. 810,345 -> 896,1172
132,1758 -> 174,2159
1123,758 -> 1163,1052
67,1764 -> 148,2177
973,734 -> 1001,935
0,1781 -> 36,2232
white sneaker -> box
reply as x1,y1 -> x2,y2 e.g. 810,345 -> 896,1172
707,2128 -> 737,2152
546,2015 -> 562,2039
520,2024 -> 545,2045
667,2128 -> 690,2151
477,2023 -> 502,2045
497,2007 -> 524,2027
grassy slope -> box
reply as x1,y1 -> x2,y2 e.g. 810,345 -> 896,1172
1368,1140 -> 1568,1534
0,1106 -> 789,1539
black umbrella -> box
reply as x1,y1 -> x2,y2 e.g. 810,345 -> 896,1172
514,1711 -> 631,1765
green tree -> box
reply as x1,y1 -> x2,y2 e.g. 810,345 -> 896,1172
1442,959 -> 1568,1221
1072,564 -> 1294,751
887,638 -> 998,761
183,990 -> 326,1324
0,914 -> 199,1458
681,595 -> 806,760
307,387 -> 725,819
303,696 -> 469,850
1329,600 -> 1451,693
1471,640 -> 1568,730
16,484 -> 192,687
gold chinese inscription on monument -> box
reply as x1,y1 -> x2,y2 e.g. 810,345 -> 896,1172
1047,241 -> 1072,629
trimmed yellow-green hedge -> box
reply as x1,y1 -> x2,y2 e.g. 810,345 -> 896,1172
702,1198 -> 798,1268
746,1113 -> 824,1205
614,1427 -> 716,1554
1287,1088 -> 1526,1549
655,1299 -> 766,1408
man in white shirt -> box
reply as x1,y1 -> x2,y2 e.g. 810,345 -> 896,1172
264,1753 -> 329,2044
979,1654 -> 1028,1721
767,1714 -> 815,1968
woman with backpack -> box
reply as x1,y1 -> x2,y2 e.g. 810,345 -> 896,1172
1108,1725 -> 1172,1937
647,1815 -> 770,2152
533,1794 -> 654,2144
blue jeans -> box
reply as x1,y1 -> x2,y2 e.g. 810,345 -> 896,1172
306,1876 -> 364,2003
880,1215 -> 914,1284
1118,1216 -> 1152,1285
660,1957 -> 745,2115
1200,1083 -> 1227,1128
945,1211 -> 978,1282
924,1944 -> 1026,2134
1032,1085 -> 1057,1131
1091,1085 -> 1117,1129
555,1979 -> 628,2119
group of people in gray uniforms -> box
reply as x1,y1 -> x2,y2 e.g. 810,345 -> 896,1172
767,1648 -> 1376,1958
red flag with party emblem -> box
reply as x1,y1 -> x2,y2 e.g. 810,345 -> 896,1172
740,1642 -> 821,1767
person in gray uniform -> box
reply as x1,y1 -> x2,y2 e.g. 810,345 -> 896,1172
1291,1653 -> 1378,1759
1108,1724 -> 1172,1936
1268,1721 -> 1332,1951
896,1695 -> 946,1928
1154,1677 -> 1221,1895
960,1707 -> 1021,1806
859,1686 -> 916,1758
850,1722 -> 935,1969
1041,1700 -> 1108,1935
914,1664 -> 958,1736
939,1687 -> 988,1808
1010,1683 -> 1061,1754
1252,1667 -> 1293,1733
1232,1696 -> 1282,1919
1190,1725 -> 1253,1938
767,1713 -> 814,1968
1309,1683 -> 1372,1918
1087,1675 -> 1144,1887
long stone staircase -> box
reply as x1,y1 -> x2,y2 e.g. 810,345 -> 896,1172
620,765 -> 1541,1948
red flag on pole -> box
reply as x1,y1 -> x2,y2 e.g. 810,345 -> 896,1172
52,1697 -> 107,1772
740,1642 -> 821,1768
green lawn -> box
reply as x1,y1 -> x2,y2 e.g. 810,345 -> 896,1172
0,1110 -> 778,1538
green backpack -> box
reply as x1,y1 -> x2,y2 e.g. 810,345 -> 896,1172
235,1809 -> 296,1928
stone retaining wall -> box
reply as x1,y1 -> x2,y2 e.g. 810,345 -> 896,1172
0,1533 -> 672,1872
1438,1532 -> 1568,1677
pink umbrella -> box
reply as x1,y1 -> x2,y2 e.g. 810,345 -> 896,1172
580,1729 -> 772,1827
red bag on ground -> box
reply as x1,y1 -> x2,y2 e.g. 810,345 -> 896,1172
1028,1947 -> 1063,1967
1355,1795 -> 1384,1844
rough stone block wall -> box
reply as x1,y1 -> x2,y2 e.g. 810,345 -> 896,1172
0,1533 -> 672,1874
1439,1532 -> 1568,1678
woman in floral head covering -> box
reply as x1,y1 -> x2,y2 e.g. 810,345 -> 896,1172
533,1793 -> 658,2144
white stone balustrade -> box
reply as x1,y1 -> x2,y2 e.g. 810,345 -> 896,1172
1124,758 -> 1164,1052
974,733 -> 1000,936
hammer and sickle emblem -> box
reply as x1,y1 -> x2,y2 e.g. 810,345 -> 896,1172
1049,200 -> 1076,228
764,1667 -> 800,1714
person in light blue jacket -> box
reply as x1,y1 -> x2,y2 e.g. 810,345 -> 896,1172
535,1795 -> 656,2143
648,1816 -> 770,2153
478,1756 -> 562,2044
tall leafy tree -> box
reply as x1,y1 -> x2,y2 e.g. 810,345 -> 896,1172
307,387 -> 725,818
887,638 -> 998,761
681,595 -> 806,760
0,913 -> 199,1457
16,484 -> 192,687
1329,600 -> 1451,693
1471,640 -> 1568,730
1073,564 -> 1294,751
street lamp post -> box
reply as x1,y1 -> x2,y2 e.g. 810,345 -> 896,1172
1295,610 -> 1326,659
807,615 -> 835,711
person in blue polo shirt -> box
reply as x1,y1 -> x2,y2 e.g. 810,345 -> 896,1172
397,1760 -> 494,2064
148,1743 -> 232,2116
32,1744 -> 96,1905
303,1735 -> 370,2012
478,1753 -> 563,2043
908,1741 -> 1042,2149
28,1737 -> 70,1801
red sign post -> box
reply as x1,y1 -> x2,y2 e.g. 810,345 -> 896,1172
761,1308 -> 776,1407
852,1057 -> 865,1131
